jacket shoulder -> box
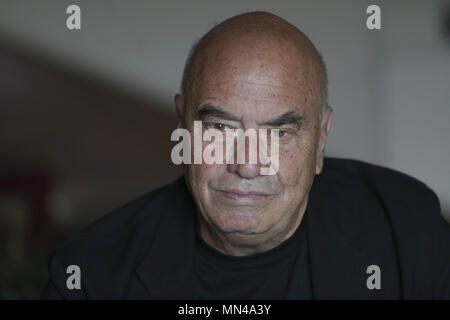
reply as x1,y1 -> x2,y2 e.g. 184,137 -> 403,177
323,157 -> 450,298
321,157 -> 446,246
46,177 -> 185,299
323,157 -> 440,213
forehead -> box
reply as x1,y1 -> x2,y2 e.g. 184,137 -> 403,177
190,57 -> 315,121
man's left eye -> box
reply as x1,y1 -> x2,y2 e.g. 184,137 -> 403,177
277,130 -> 289,138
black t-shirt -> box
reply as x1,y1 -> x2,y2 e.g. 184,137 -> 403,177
192,211 -> 312,299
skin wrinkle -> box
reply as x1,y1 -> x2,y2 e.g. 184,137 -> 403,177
175,11 -> 333,256
208,80 -> 307,92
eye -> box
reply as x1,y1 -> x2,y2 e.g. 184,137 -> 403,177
213,123 -> 226,131
277,130 -> 289,138
207,122 -> 230,132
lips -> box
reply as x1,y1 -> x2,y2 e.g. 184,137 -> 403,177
216,189 -> 271,201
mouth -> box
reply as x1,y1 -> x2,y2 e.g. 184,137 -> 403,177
216,189 -> 272,201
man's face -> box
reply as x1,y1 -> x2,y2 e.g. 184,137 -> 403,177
178,40 -> 331,248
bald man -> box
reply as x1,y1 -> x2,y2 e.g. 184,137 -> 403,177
44,12 -> 450,299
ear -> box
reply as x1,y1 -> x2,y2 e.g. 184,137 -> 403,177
315,106 -> 333,175
174,94 -> 185,129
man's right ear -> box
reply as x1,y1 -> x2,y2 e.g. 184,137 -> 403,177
174,94 -> 185,129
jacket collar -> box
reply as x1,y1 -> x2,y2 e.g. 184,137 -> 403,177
305,174 -> 372,299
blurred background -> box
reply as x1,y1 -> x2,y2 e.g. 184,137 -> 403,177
0,0 -> 449,299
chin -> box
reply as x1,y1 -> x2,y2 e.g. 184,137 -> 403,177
217,209 -> 266,234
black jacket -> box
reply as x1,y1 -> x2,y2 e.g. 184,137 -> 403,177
43,158 -> 450,299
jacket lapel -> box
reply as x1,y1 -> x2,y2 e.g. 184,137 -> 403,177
306,172 -> 401,299
135,177 -> 199,299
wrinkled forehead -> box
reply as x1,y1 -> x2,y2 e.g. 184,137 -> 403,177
188,42 -> 319,120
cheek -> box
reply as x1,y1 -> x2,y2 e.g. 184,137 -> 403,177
277,140 -> 316,188
277,150 -> 301,187
193,163 -> 225,180
188,164 -> 224,196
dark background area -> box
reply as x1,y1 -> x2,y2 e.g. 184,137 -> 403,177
0,40 -> 180,298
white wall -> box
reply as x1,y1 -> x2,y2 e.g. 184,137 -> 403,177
381,0 -> 450,215
1,0 -> 449,215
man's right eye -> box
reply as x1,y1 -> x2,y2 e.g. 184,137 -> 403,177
206,123 -> 229,132
213,123 -> 226,131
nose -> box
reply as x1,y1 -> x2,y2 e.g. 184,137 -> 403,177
228,162 -> 261,179
226,135 -> 261,179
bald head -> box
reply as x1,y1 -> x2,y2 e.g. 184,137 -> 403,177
181,11 -> 328,112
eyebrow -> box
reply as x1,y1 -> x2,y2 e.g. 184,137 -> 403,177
194,104 -> 306,129
260,110 -> 306,129
194,105 -> 240,122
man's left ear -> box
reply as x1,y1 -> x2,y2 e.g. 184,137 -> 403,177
174,94 -> 185,129
315,106 -> 333,175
